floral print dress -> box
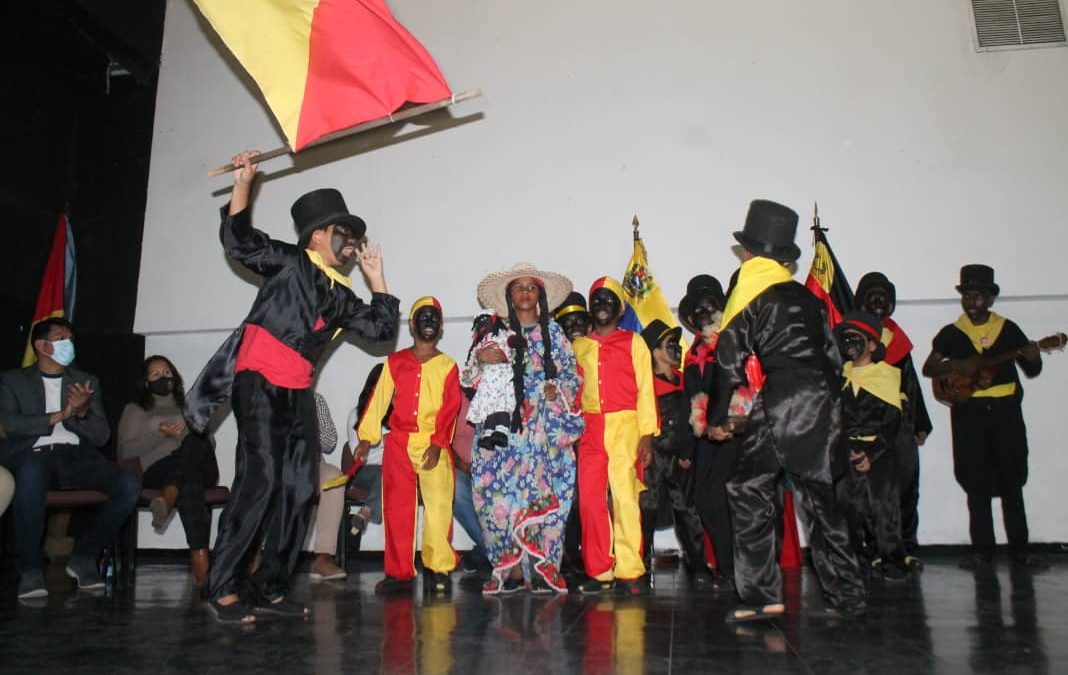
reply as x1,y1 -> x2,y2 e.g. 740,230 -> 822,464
470,321 -> 583,590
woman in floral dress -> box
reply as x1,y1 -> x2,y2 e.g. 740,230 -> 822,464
468,263 -> 583,594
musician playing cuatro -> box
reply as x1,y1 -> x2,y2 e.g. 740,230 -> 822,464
922,264 -> 1046,570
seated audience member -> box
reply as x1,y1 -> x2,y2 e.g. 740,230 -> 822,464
0,317 -> 140,599
118,355 -> 219,587
343,365 -> 387,538
310,392 -> 347,580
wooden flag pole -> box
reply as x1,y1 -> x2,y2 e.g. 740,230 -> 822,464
207,88 -> 483,177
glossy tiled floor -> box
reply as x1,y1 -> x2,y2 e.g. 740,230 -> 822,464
1,552 -> 1065,674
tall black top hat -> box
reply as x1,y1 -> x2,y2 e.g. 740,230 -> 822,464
677,274 -> 725,334
733,199 -> 801,263
640,319 -> 682,353
291,188 -> 367,243
956,264 -> 999,296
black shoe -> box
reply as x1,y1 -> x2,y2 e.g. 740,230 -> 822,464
904,555 -> 925,572
490,431 -> 509,448
530,576 -> 553,595
1010,553 -> 1050,570
616,577 -> 649,597
252,596 -> 309,618
820,603 -> 867,621
375,575 -> 415,595
424,571 -> 452,596
958,554 -> 993,571
17,570 -> 48,599
65,556 -> 105,590
577,578 -> 614,595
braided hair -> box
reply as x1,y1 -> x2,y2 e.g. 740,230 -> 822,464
504,280 -> 559,432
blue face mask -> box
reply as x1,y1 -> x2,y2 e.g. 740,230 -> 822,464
50,339 -> 75,366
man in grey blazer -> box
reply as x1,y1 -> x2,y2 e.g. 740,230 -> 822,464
0,317 -> 140,599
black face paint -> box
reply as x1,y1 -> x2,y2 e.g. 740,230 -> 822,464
689,296 -> 724,332
960,289 -> 993,324
557,312 -> 591,342
838,331 -> 868,361
330,223 -> 361,265
590,289 -> 622,328
861,288 -> 892,320
148,377 -> 173,396
663,334 -> 683,367
413,306 -> 442,343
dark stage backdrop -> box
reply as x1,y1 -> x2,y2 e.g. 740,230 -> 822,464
0,1 -> 165,372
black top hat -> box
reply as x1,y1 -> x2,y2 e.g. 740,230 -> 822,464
733,199 -> 801,263
835,310 -> 886,362
855,272 -> 896,308
553,291 -> 588,320
291,188 -> 367,244
640,319 -> 682,353
956,264 -> 999,296
677,274 -> 726,334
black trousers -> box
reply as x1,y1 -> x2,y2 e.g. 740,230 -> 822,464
142,433 -> 219,550
728,469 -> 865,610
836,450 -> 906,567
203,371 -> 317,601
639,450 -> 705,573
895,434 -> 921,554
690,438 -> 736,576
1,444 -> 141,574
967,489 -> 1029,557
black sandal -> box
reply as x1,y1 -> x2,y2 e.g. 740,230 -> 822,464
207,598 -> 256,624
252,596 -> 309,618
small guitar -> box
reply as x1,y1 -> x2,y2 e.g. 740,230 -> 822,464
932,332 -> 1067,405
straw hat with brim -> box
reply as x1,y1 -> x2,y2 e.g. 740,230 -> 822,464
291,188 -> 367,243
477,263 -> 574,318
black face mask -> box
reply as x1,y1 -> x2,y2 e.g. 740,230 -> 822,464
331,223 -> 361,265
590,289 -> 622,328
838,332 -> 868,361
413,307 -> 443,343
148,377 -> 173,396
663,335 -> 683,366
557,312 -> 591,342
861,289 -> 892,320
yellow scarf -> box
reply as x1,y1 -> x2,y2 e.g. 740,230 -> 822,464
305,249 -> 352,290
719,257 -> 794,329
953,312 -> 1005,354
953,312 -> 1016,398
843,361 -> 903,410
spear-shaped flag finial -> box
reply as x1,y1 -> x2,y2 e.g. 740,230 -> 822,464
632,214 -> 640,241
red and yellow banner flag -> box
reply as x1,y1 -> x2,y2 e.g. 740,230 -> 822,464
804,225 -> 853,328
23,215 -> 76,366
193,0 -> 452,151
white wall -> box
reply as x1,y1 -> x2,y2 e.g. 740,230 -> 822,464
136,0 -> 1068,548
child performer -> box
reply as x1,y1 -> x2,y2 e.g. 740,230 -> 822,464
461,310 -> 517,449
638,320 -> 707,579
357,296 -> 462,596
573,277 -> 657,595
834,311 -> 910,579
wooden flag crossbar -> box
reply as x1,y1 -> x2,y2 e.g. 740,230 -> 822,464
207,88 -> 482,177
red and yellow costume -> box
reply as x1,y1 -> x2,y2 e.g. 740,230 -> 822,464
358,297 -> 461,580
573,277 -> 659,581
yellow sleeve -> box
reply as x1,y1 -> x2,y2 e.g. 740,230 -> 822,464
632,335 -> 659,436
356,360 -> 395,446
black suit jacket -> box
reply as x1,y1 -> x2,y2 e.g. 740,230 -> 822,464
0,365 -> 110,461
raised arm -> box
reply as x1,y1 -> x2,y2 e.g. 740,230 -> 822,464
219,151 -> 295,276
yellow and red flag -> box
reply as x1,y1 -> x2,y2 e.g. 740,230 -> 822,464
23,215 -> 76,366
804,224 -> 853,328
193,0 -> 452,151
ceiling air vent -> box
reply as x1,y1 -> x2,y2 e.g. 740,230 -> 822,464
971,0 -> 1067,50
